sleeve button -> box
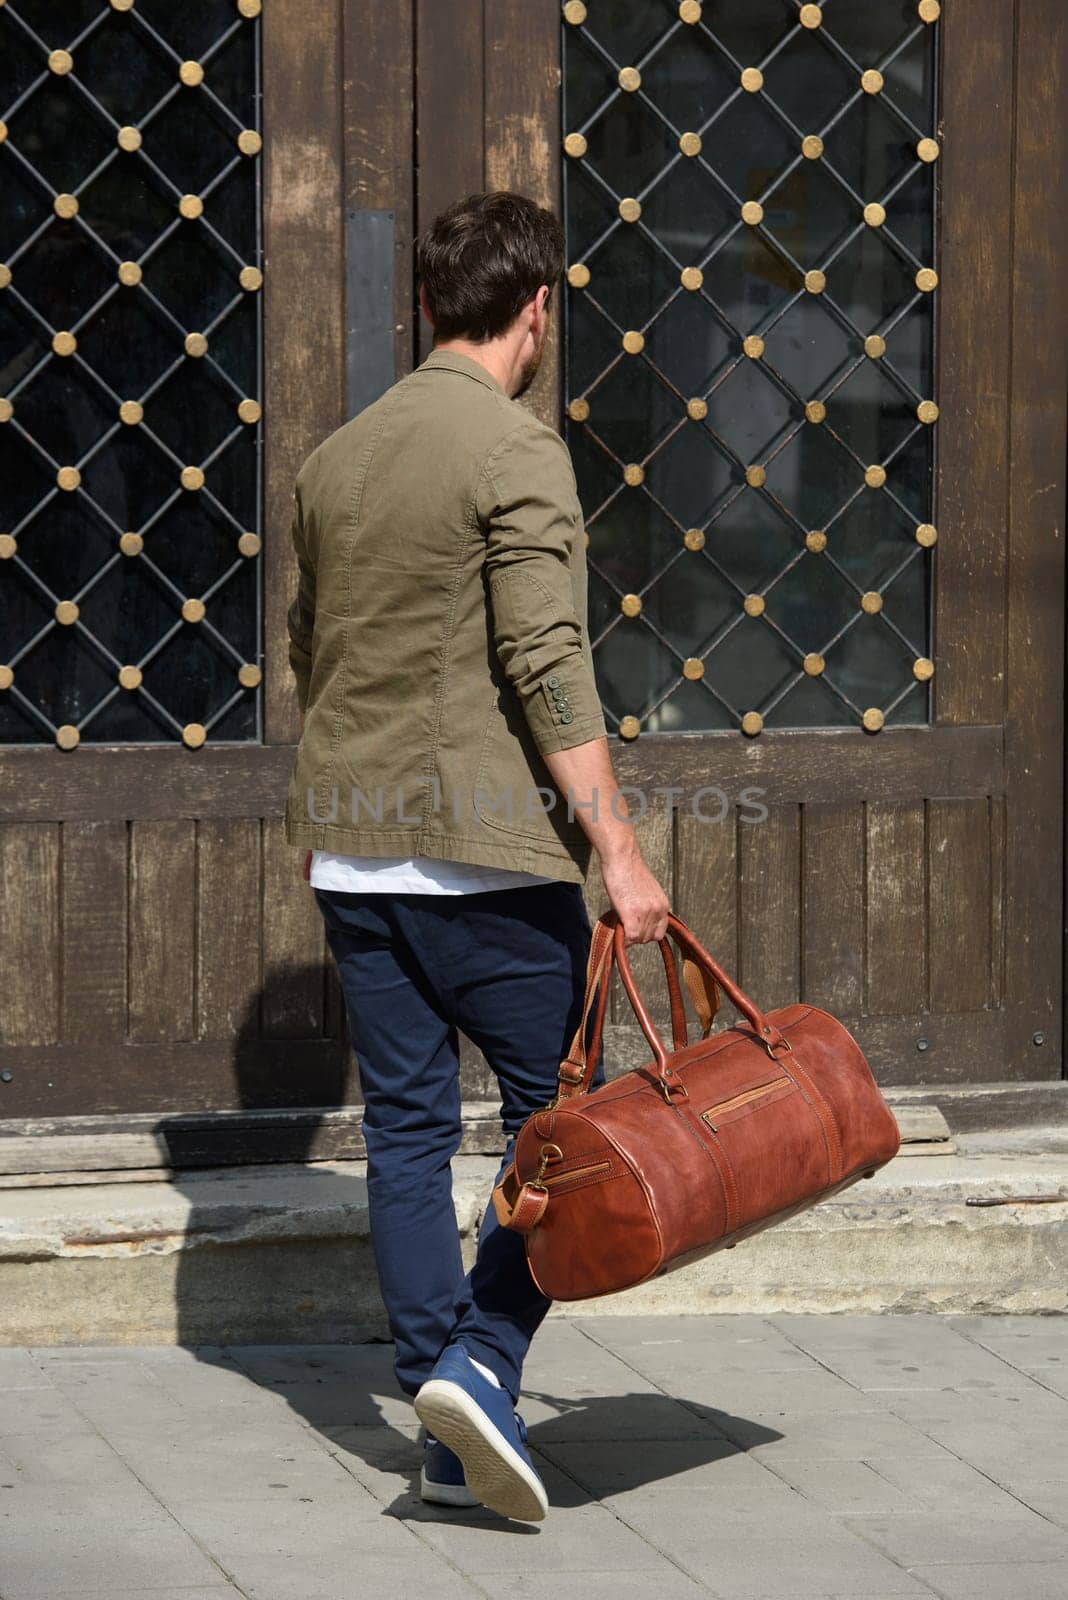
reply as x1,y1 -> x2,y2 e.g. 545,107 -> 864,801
561,710 -> 574,724
546,674 -> 561,688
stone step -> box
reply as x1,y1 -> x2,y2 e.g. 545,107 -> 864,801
2,1141 -> 1065,1345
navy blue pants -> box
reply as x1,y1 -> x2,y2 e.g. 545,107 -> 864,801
314,880 -> 600,1404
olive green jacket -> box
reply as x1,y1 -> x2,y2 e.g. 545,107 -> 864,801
283,347 -> 606,883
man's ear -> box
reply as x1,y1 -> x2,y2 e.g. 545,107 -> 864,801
418,281 -> 434,327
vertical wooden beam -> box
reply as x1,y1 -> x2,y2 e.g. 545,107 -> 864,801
61,821 -> 127,1044
803,802 -> 864,1013
738,804 -> 800,1008
129,820 -> 195,1042
197,818 -> 262,1041
0,824 -> 59,1046
261,816 -> 325,1039
866,801 -> 926,1016
928,797 -> 992,1013
262,0 -> 345,744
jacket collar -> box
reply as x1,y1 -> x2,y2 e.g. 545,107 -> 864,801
419,346 -> 509,397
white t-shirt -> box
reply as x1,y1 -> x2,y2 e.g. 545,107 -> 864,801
309,850 -> 561,895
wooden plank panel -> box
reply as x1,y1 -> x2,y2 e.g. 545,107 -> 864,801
0,824 -> 59,1046
196,819 -> 262,1041
60,821 -> 127,1044
261,816 -> 325,1038
737,804 -> 800,1008
675,806 -> 738,978
866,801 -> 926,1015
802,802 -> 864,1013
262,0 -> 345,744
934,0 -> 1013,725
928,798 -> 992,1014
128,820 -> 195,1042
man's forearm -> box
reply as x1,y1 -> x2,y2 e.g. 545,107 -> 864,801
541,737 -> 640,865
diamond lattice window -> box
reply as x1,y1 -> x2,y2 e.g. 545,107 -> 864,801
0,0 -> 262,749
563,0 -> 940,738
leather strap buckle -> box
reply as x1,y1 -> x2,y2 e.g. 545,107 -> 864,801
557,1058 -> 585,1086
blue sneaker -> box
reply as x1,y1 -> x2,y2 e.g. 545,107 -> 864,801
420,1434 -> 479,1508
414,1346 -> 548,1521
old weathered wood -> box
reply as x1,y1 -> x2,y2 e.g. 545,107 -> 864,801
263,0 -> 346,745
196,819 -> 262,1041
675,807 -> 738,986
802,802 -> 865,1014
928,798 -> 992,1014
261,816 -> 327,1040
0,824 -> 59,1047
738,803 -> 800,1007
0,746 -> 295,822
128,820 -> 195,1043
866,801 -> 926,1015
60,821 -> 127,1045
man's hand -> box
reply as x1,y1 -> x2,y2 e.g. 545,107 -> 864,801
599,834 -> 671,946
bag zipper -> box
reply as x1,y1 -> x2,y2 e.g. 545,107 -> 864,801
542,1159 -> 611,1188
702,1073 -> 793,1131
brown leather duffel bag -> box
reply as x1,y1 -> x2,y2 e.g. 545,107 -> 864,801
492,910 -> 901,1301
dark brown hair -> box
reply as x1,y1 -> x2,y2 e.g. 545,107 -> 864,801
416,191 -> 565,342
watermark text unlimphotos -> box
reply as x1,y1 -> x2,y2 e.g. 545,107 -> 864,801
304,779 -> 769,828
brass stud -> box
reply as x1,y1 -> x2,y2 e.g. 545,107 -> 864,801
802,134 -> 823,160
917,399 -> 939,423
179,195 -> 204,220
567,262 -> 590,288
805,400 -> 826,424
182,597 -> 206,623
860,590 -> 883,614
48,49 -> 73,75
118,664 -> 142,690
687,397 -> 708,421
0,122 -> 7,144
237,0 -> 262,14
0,399 -> 11,423
57,466 -> 80,491
865,334 -> 887,358
745,465 -> 766,488
679,131 -> 702,157
120,531 -> 143,555
621,592 -> 643,616
55,600 -> 79,626
619,714 -> 641,740
184,331 -> 208,358
110,0 -> 135,10
179,60 -> 204,87
741,200 -> 764,225
861,69 -> 884,93
0,665 -> 12,689
238,128 -> 262,156
182,722 -> 207,748
802,652 -> 825,675
619,197 -> 641,223
119,400 -> 143,425
743,335 -> 765,359
806,530 -> 827,552
238,663 -> 262,688
564,132 -> 587,158
562,0 -> 587,21
913,657 -> 935,681
679,0 -> 701,20
619,66 -> 641,92
741,67 -> 764,93
52,331 -> 76,357
680,266 -> 703,291
239,264 -> 263,291
741,711 -> 764,736
683,657 -> 704,680
54,193 -> 79,219
237,531 -> 261,556
916,266 -> 939,292
862,707 -> 885,732
864,202 -> 886,227
181,466 -> 205,492
0,265 -> 10,289
799,3 -> 822,26
117,125 -> 141,152
623,464 -> 645,487
622,329 -> 645,355
56,724 -> 80,750
118,260 -> 142,286
238,398 -> 261,424
568,398 -> 590,422
684,528 -> 705,551
743,593 -> 766,617
917,137 -> 940,162
915,522 -> 937,547
918,0 -> 941,20
0,533 -> 16,558
804,269 -> 826,293
864,464 -> 887,488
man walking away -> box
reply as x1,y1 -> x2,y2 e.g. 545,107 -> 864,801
284,191 -> 669,1521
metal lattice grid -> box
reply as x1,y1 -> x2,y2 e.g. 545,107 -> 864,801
562,0 -> 940,738
0,0 -> 263,749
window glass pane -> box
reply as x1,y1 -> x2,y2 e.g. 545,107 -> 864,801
564,0 -> 939,737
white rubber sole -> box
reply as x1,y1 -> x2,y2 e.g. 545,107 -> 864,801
414,1380 -> 549,1522
419,1465 -> 480,1508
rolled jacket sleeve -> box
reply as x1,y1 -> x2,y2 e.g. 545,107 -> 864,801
477,420 -> 607,755
286,478 -> 315,715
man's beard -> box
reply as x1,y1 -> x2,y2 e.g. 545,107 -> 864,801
514,325 -> 548,398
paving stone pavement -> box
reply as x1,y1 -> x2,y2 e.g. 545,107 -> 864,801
1,1315 -> 1066,1599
